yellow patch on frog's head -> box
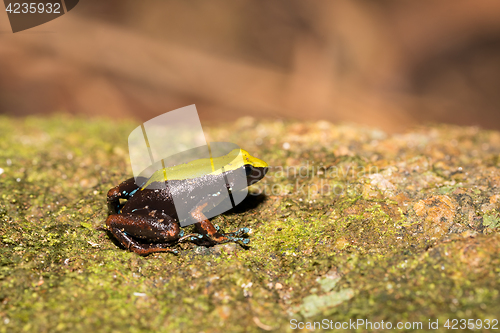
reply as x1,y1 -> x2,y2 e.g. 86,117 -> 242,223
234,149 -> 268,169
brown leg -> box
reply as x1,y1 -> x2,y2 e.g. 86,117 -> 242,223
106,214 -> 180,255
191,203 -> 228,243
191,204 -> 250,245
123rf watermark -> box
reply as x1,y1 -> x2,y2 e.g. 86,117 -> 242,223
290,318 -> 499,330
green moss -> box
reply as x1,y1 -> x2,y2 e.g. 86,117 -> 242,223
483,215 -> 500,229
1,116 -> 499,332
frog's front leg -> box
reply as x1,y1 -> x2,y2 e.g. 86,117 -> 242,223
106,213 -> 183,255
107,177 -> 146,213
191,203 -> 249,245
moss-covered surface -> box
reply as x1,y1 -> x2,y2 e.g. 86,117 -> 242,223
1,116 -> 499,332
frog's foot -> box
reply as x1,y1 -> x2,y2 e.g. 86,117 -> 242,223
193,218 -> 250,245
220,227 -> 251,245
205,225 -> 250,244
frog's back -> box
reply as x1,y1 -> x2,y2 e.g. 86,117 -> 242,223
141,148 -> 265,189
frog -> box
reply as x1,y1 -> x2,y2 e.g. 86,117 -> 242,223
105,148 -> 268,255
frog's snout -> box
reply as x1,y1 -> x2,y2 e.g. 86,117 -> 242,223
246,165 -> 268,186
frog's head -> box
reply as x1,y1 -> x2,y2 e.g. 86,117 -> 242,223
240,149 -> 268,186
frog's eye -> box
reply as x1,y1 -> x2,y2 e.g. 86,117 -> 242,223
245,165 -> 253,177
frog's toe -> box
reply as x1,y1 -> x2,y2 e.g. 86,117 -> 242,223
224,227 -> 250,238
132,244 -> 179,255
224,235 -> 250,244
164,248 -> 179,254
223,227 -> 250,242
152,244 -> 179,254
178,233 -> 204,243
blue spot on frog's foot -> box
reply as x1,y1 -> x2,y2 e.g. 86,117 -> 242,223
189,234 -> 204,241
179,230 -> 185,237
225,235 -> 250,244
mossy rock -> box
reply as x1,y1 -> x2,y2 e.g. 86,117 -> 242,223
1,116 -> 499,332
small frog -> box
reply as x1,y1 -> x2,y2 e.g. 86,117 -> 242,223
106,148 -> 268,255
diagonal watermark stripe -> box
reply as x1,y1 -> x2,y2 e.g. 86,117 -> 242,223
128,105 -> 249,227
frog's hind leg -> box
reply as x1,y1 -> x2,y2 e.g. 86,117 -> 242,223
106,213 -> 181,255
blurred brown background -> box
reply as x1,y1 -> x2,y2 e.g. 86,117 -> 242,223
1,0 -> 500,132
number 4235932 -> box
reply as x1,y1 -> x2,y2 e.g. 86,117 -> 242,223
444,319 -> 498,330
5,2 -> 61,14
